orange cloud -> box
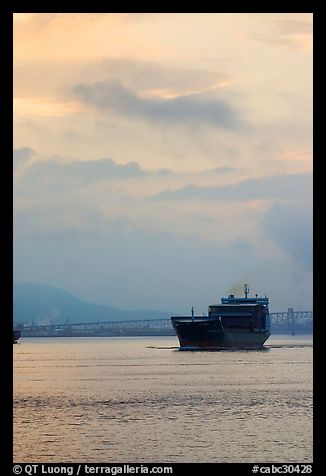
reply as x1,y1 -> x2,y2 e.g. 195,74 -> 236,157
282,151 -> 312,162
140,80 -> 233,100
14,97 -> 89,117
13,13 -> 167,65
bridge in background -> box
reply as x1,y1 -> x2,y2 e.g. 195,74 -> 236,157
269,309 -> 313,335
18,308 -> 313,337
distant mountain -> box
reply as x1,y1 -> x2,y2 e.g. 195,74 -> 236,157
13,283 -> 171,325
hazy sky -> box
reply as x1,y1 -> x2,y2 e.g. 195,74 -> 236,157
13,13 -> 313,313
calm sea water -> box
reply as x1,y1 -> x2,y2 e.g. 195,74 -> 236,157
13,335 -> 313,463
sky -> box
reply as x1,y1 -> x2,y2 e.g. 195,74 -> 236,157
13,13 -> 313,314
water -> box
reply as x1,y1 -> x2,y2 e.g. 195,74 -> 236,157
13,335 -> 313,463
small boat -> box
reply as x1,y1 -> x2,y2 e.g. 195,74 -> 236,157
13,329 -> 21,344
171,284 -> 271,350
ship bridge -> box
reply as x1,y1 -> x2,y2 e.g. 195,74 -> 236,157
221,296 -> 269,305
221,284 -> 269,306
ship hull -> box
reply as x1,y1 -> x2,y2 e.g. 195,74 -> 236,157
171,317 -> 270,350
13,329 -> 21,344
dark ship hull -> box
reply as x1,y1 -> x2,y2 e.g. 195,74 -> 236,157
172,317 -> 270,350
171,285 -> 271,350
13,329 -> 21,343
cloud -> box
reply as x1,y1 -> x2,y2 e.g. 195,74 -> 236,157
200,166 -> 237,176
71,80 -> 245,129
13,147 -> 35,169
14,201 -> 312,312
262,202 -> 312,270
250,15 -> 312,51
13,153 -> 175,198
14,58 -> 230,101
228,238 -> 254,254
17,156 -> 149,187
212,166 -> 235,173
91,58 -> 231,94
147,173 -> 312,201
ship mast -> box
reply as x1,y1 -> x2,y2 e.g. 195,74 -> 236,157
244,283 -> 249,298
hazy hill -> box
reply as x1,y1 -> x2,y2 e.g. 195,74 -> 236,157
13,283 -> 171,325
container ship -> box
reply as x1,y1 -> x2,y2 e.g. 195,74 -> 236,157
171,284 -> 271,350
